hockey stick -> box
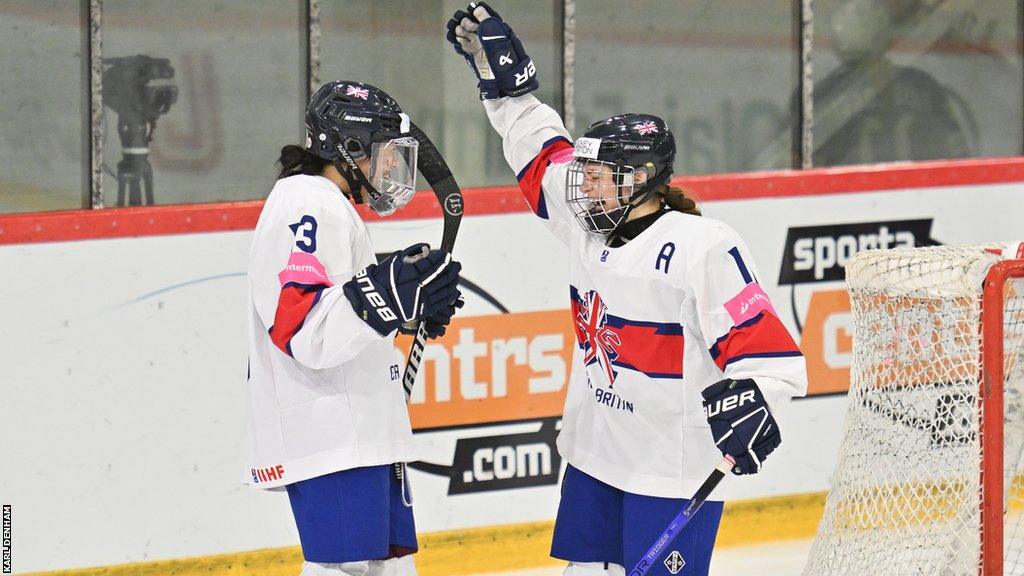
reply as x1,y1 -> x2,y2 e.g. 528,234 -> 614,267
628,456 -> 735,576
400,122 -> 463,401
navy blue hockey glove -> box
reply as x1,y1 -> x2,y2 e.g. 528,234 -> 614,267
343,243 -> 462,336
701,378 -> 781,475
447,6 -> 492,96
422,293 -> 465,339
446,2 -> 539,99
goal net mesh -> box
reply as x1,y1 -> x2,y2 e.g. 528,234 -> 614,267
803,246 -> 1024,576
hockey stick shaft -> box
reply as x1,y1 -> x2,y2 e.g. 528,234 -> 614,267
628,456 -> 734,576
401,123 -> 463,401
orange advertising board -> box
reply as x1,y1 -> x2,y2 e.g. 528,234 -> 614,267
800,289 -> 854,396
398,309 -> 575,430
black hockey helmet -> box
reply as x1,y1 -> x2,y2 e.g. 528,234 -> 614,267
566,113 -> 676,234
305,81 -> 418,216
579,114 -> 676,187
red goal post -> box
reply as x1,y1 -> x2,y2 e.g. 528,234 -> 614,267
982,259 -> 1024,576
804,245 -> 1024,576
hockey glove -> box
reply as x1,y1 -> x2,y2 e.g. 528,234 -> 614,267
701,378 -> 781,475
447,5 -> 494,97
343,243 -> 462,336
422,293 -> 465,339
446,2 -> 538,99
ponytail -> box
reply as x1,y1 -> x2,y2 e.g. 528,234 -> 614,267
277,144 -> 328,179
657,185 -> 702,216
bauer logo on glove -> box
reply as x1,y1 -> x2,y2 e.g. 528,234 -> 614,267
701,378 -> 782,475
703,387 -> 757,419
352,269 -> 399,323
343,243 -> 462,336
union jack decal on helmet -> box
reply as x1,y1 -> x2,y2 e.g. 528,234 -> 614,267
346,85 -> 369,99
635,121 -> 659,135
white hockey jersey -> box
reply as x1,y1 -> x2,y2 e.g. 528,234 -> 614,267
244,174 -> 414,490
484,95 -> 809,498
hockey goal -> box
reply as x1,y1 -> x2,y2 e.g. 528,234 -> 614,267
803,244 -> 1024,576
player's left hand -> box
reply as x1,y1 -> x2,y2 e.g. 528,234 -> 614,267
420,293 -> 465,339
701,378 -> 781,475
446,2 -> 538,100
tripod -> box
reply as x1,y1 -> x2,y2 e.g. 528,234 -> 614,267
115,112 -> 155,206
103,55 -> 177,206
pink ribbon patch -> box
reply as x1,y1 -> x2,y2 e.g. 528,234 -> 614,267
278,252 -> 333,287
550,147 -> 575,164
724,283 -> 777,325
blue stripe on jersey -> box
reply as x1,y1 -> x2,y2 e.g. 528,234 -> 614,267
604,315 -> 685,335
708,313 -> 764,361
708,311 -> 803,371
516,135 -> 573,180
722,350 -> 804,367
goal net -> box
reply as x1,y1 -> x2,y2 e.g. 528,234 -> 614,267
803,244 -> 1024,576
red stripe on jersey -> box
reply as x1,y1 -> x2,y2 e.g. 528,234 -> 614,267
516,137 -> 573,219
612,322 -> 684,379
269,284 -> 325,357
709,311 -> 802,371
571,286 -> 685,380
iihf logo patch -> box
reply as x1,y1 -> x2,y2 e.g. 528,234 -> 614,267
663,550 -> 685,574
600,249 -> 609,262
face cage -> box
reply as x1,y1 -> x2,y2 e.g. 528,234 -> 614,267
366,136 -> 419,216
565,160 -> 638,234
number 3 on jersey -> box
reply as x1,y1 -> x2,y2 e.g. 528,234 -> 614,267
289,215 -> 318,253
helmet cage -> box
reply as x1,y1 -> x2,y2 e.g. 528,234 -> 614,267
565,159 -> 646,235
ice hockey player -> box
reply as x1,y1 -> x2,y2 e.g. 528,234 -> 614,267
447,5 -> 808,575
245,80 -> 463,576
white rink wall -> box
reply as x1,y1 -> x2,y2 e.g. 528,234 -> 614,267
2,178 -> 1024,572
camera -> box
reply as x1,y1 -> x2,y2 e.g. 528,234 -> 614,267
102,55 -> 178,206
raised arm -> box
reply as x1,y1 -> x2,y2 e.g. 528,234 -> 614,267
447,2 -> 578,243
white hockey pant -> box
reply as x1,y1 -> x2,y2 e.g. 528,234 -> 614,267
300,556 -> 417,576
563,561 -> 626,576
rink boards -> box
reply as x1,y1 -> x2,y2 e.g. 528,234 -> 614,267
2,158 -> 1024,574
